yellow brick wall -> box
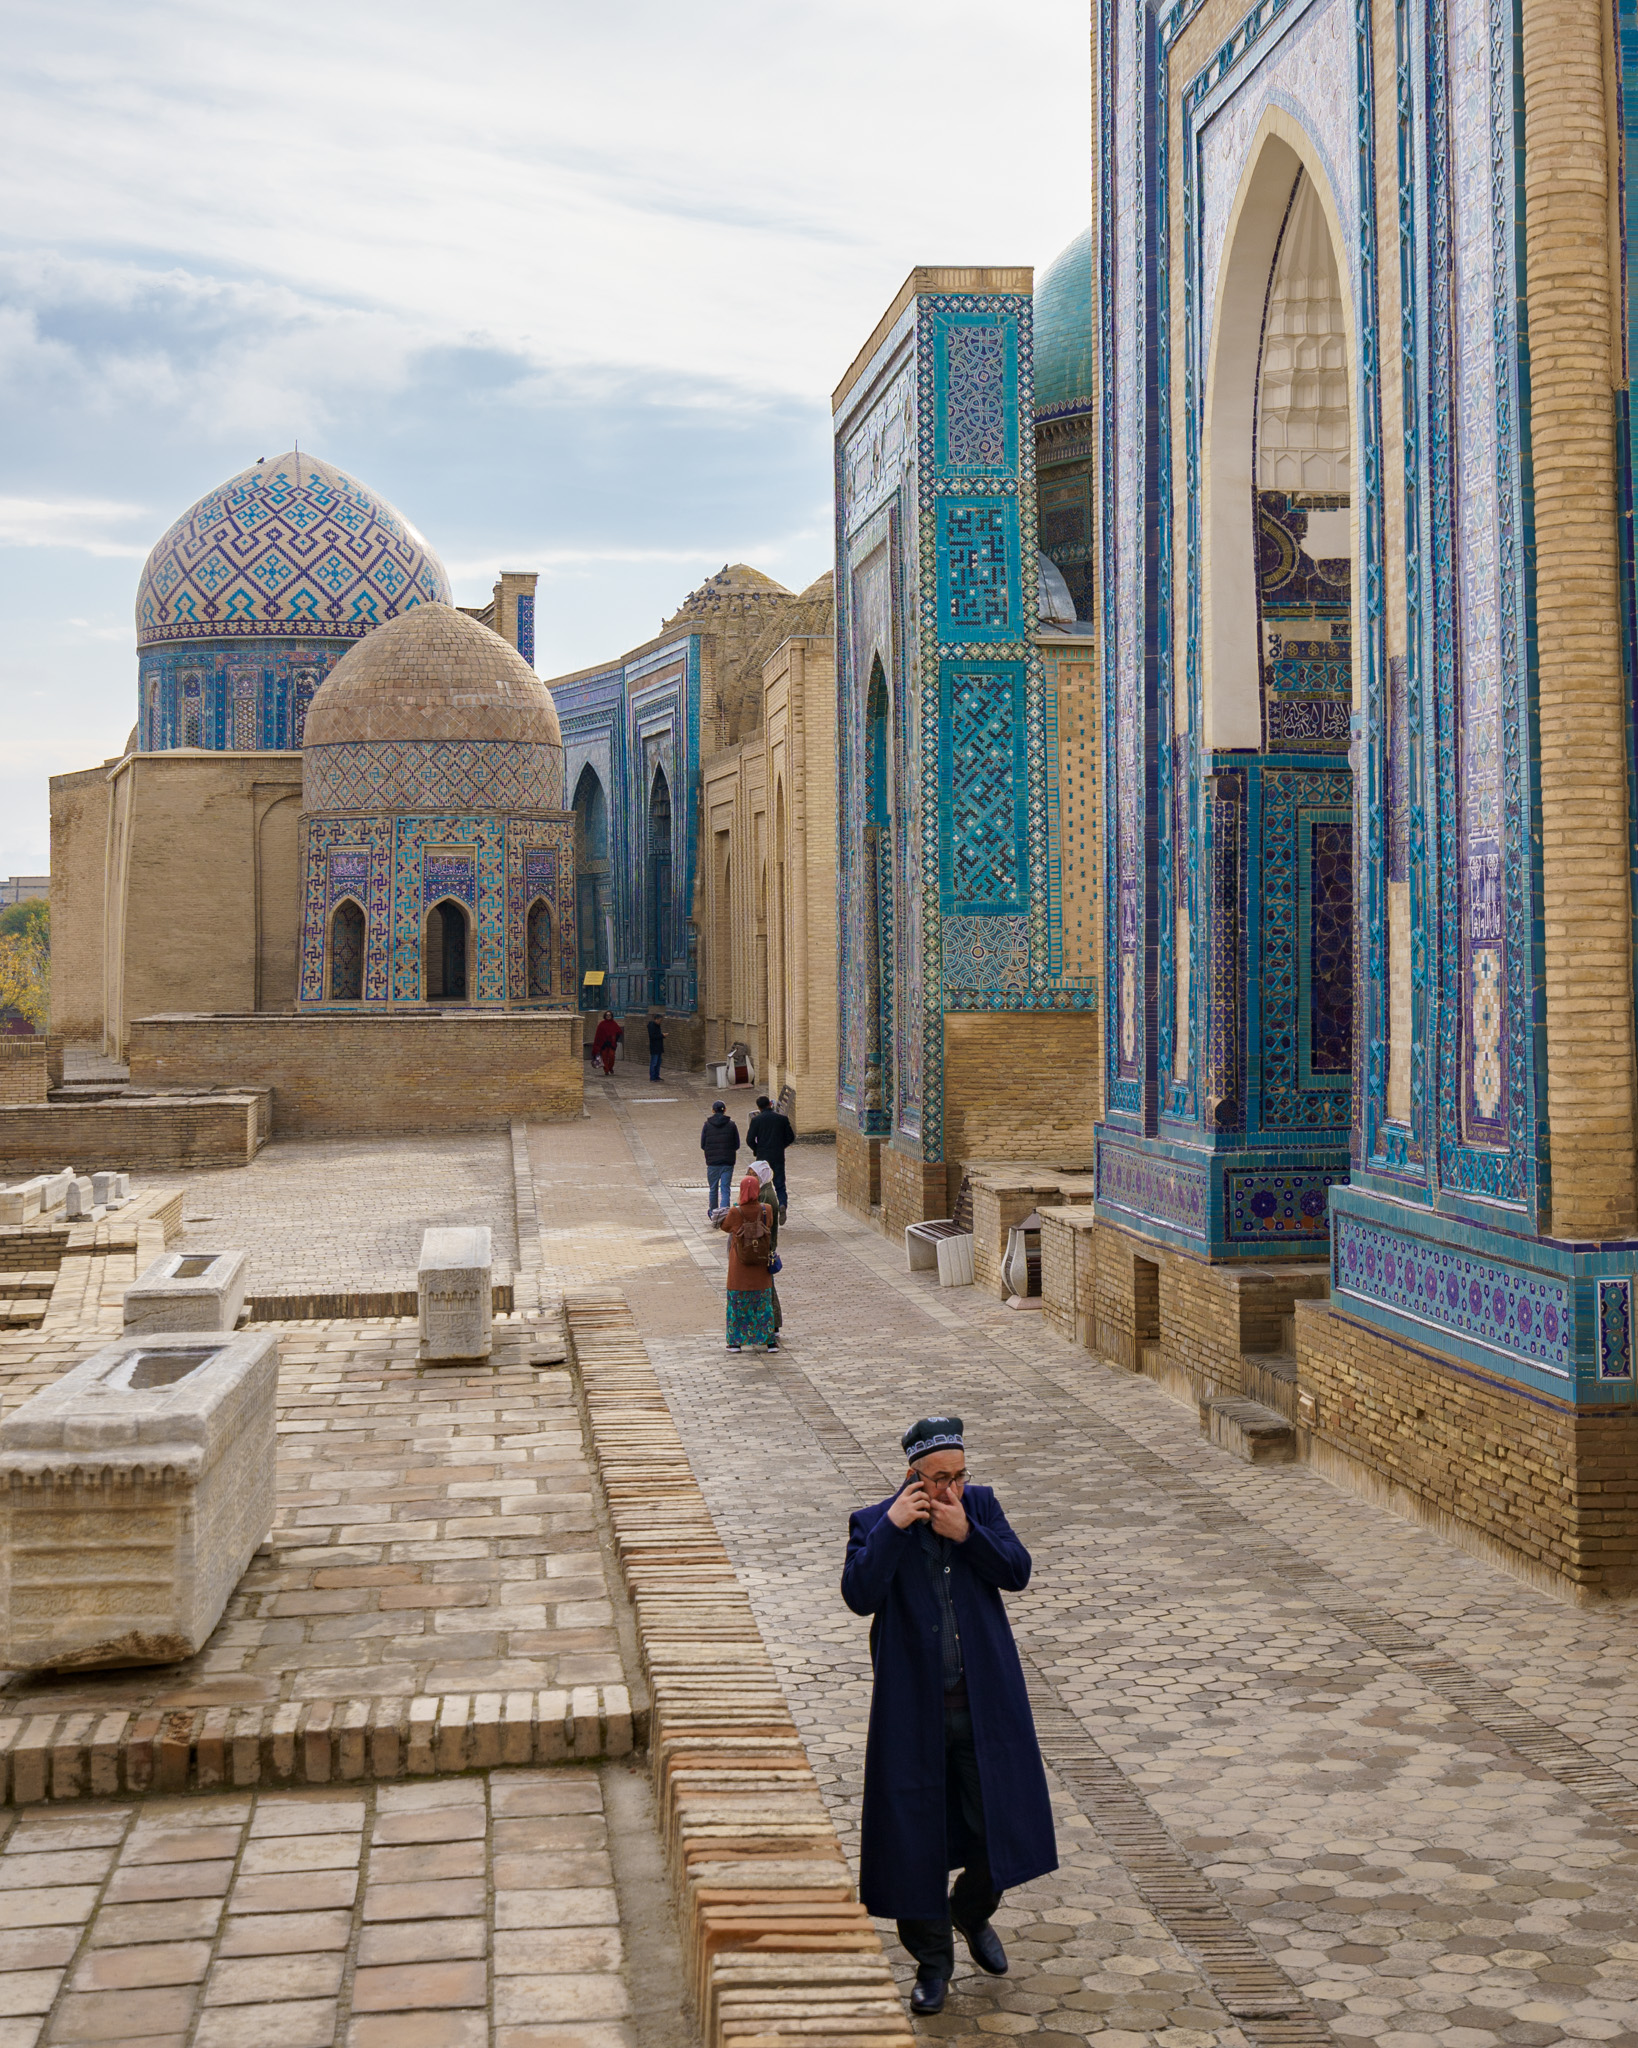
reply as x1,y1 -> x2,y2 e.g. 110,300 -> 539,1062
127,1013 -> 581,1136
0,1096 -> 263,1174
100,752 -> 305,1057
1522,0 -> 1637,1237
942,1012 -> 1102,1175
0,1043 -> 48,1107
1299,1299 -> 1638,1598
48,763 -> 114,1045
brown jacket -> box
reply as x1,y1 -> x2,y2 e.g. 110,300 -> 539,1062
718,1200 -> 775,1291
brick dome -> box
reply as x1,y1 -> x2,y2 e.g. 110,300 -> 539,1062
304,602 -> 561,748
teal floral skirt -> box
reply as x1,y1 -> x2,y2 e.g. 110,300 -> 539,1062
727,1289 -> 778,1348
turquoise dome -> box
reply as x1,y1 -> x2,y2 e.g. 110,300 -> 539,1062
1033,229 -> 1094,419
136,451 -> 451,648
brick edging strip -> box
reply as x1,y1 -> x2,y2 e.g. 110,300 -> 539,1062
564,1288 -> 914,2048
0,1683 -> 636,1804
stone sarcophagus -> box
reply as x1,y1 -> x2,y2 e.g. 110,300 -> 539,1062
0,1328 -> 278,1671
123,1249 -> 249,1336
418,1225 -> 494,1362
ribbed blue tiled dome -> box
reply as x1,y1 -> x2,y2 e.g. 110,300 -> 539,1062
1033,229 -> 1094,419
135,451 -> 452,648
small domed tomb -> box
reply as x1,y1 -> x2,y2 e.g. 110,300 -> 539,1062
295,604 -> 576,1009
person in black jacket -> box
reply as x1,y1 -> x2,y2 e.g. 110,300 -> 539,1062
646,1012 -> 667,1082
700,1102 -> 740,1215
746,1094 -> 796,1219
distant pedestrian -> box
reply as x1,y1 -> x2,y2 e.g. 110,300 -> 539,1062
751,1159 -> 783,1336
841,1415 -> 1056,2016
718,1171 -> 778,1352
700,1100 -> 740,1214
592,1010 -> 622,1075
747,1093 -> 796,1219
647,1012 -> 667,1082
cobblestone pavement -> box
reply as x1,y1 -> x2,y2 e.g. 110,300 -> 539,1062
149,1135 -> 519,1293
0,1761 -> 691,2048
536,1069 -> 1638,2048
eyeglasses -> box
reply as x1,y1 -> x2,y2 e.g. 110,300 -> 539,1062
913,1469 -> 967,1491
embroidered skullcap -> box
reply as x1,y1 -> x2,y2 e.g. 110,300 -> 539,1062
751,1160 -> 775,1185
902,1415 -> 964,1463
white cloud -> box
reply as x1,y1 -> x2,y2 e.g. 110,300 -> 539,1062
0,496 -> 151,557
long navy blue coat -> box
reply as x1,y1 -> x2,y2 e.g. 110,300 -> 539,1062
842,1484 -> 1057,1919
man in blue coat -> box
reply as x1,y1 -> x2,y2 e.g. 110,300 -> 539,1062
842,1415 -> 1057,2015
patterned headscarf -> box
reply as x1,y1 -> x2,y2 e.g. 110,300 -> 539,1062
739,1173 -> 763,1206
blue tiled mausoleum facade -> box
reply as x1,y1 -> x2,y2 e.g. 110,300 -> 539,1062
1092,0 -> 1638,1586
833,268 -> 1101,1229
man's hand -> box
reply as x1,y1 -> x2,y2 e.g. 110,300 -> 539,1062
887,1479 -> 931,1529
929,1493 -> 969,1541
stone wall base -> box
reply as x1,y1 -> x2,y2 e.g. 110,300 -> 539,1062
836,1123 -> 880,1223
129,1011 -> 583,1136
1298,1299 -> 1638,1604
0,1094 -> 268,1174
882,1144 -> 948,1242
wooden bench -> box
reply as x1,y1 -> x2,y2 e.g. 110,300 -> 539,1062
904,1174 -> 975,1287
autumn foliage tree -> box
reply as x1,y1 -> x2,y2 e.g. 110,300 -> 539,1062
0,899 -> 49,1034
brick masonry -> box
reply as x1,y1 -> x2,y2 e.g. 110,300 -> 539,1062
942,1013 -> 1101,1176
1299,1298 -> 1638,1600
0,1095 -> 265,1174
128,1011 -> 582,1136
0,1042 -> 47,1106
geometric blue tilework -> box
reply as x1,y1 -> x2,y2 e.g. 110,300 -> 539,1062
1598,1278 -> 1633,1381
937,502 -> 1019,637
941,665 -> 1028,911
1225,1168 -> 1342,1241
137,451 -> 450,650
1333,1212 -> 1573,1379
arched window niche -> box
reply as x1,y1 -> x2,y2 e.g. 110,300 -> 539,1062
329,898 -> 365,1001
1202,123 -> 1357,754
526,897 -> 554,999
424,897 -> 470,1003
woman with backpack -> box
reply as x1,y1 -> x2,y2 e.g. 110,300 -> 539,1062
718,1171 -> 779,1353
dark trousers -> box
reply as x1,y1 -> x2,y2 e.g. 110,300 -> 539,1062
707,1163 -> 735,1213
649,1052 -> 662,1080
761,1160 -> 788,1210
896,1700 -> 1001,1980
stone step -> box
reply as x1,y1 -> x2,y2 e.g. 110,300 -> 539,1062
1201,1395 -> 1298,1465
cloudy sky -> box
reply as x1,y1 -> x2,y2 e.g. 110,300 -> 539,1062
0,0 -> 1091,877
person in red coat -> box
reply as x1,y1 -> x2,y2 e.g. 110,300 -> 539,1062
842,1416 -> 1056,2015
590,1010 -> 622,1074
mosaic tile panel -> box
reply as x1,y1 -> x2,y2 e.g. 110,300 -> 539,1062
516,593 -> 535,669
1225,1167 -> 1342,1239
1598,1278 -> 1633,1382
939,322 -> 1012,472
298,812 -> 574,1009
1097,1138 -> 1210,1241
137,453 -> 450,647
1261,766 -> 1353,1130
138,640 -> 348,752
1333,1213 -> 1573,1378
304,740 -> 564,814
936,501 -> 1019,638
941,665 -> 1027,911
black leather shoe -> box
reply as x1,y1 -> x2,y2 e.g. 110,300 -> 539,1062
954,1915 -> 1008,1975
909,1970 -> 947,2015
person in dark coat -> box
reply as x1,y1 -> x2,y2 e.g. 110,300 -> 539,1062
746,1094 -> 796,1219
700,1101 -> 740,1215
842,1415 -> 1056,2016
646,1012 -> 667,1082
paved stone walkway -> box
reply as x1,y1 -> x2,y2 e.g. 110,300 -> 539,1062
538,1070 -> 1638,2048
6,1068 -> 1638,2048
153,1136 -> 519,1294
0,1761 -> 685,2048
